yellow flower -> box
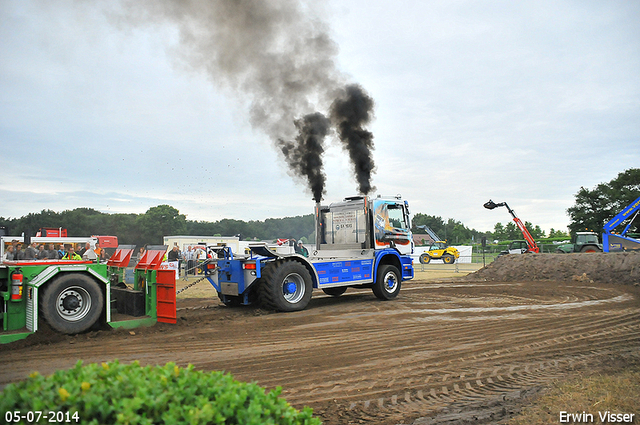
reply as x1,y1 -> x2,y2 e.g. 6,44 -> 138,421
58,388 -> 70,401
81,382 -> 91,392
102,362 -> 109,370
29,371 -> 40,379
174,365 -> 180,377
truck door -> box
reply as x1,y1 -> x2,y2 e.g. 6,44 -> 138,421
373,199 -> 412,255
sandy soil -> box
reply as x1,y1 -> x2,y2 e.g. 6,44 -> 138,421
1,253 -> 639,424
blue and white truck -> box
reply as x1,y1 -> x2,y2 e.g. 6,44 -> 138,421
205,195 -> 415,311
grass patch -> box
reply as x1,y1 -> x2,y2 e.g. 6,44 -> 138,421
508,368 -> 640,424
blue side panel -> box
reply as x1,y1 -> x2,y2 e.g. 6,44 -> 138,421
373,249 -> 414,281
313,259 -> 374,286
401,256 -> 414,280
604,233 -> 640,252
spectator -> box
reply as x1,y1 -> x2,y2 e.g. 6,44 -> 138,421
167,245 -> 180,262
93,242 -> 106,261
57,244 -> 66,259
136,246 -> 145,263
196,248 -> 207,275
3,244 -> 15,261
82,242 -> 97,261
15,244 -> 25,260
186,246 -> 195,275
37,244 -> 48,260
62,245 -> 82,260
24,242 -> 37,260
47,244 -> 58,260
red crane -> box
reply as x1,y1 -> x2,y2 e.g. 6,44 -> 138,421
484,200 -> 540,253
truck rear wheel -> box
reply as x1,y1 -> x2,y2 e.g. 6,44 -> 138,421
41,274 -> 104,334
443,254 -> 455,264
259,260 -> 312,312
372,265 -> 401,300
419,253 -> 431,264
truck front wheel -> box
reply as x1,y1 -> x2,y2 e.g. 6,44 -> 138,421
259,260 -> 313,312
372,265 -> 401,300
41,274 -> 104,334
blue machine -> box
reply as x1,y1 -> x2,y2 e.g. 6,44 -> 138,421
603,195 -> 640,252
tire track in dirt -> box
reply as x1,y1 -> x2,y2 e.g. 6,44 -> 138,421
1,280 -> 639,425
169,282 -> 640,425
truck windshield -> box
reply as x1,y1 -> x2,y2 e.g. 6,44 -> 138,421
388,205 -> 408,229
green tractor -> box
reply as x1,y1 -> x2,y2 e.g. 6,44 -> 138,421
556,232 -> 602,253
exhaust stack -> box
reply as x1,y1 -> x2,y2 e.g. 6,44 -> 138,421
315,202 -> 322,252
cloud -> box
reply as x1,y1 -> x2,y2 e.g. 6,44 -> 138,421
1,0 -> 638,233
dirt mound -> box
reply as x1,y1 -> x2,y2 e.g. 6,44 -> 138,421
467,251 -> 640,285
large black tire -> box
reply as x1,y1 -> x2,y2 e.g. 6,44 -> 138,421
259,260 -> 313,312
372,265 -> 401,300
442,254 -> 456,264
41,274 -> 104,334
322,287 -> 347,297
419,253 -> 431,264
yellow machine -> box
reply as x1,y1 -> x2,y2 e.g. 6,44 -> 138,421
419,241 -> 459,264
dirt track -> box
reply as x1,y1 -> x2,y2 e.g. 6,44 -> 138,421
2,253 -> 640,424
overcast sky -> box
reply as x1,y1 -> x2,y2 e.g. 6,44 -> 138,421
1,0 -> 638,235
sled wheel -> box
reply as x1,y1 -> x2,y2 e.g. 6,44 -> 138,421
42,274 -> 104,334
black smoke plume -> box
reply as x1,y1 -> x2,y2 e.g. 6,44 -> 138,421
277,112 -> 331,202
330,84 -> 376,195
118,0 -> 376,198
119,0 -> 341,142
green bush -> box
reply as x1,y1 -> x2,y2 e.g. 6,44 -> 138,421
0,360 -> 321,425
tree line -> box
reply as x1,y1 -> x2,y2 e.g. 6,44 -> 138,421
2,168 -> 636,247
0,205 -> 575,248
0,205 -> 315,249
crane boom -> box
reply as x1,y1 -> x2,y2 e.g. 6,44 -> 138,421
603,196 -> 640,234
484,200 -> 540,253
603,195 -> 640,252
